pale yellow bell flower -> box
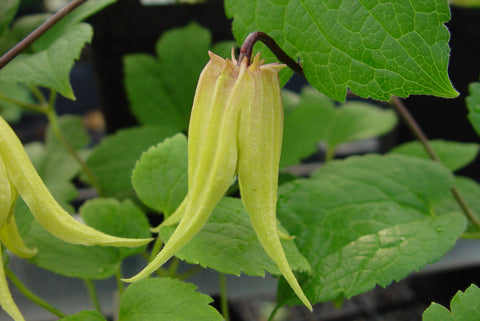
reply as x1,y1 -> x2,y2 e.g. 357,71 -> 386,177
0,116 -> 153,320
124,51 -> 312,310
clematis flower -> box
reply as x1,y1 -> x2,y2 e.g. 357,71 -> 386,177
124,51 -> 312,310
0,116 -> 153,321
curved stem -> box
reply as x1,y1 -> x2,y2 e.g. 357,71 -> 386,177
83,279 -> 102,314
177,265 -> 202,280
219,273 -> 230,321
267,304 -> 281,321
45,92 -> 105,196
0,0 -> 87,69
389,96 -> 480,229
0,92 -> 45,113
5,267 -> 66,318
237,31 -> 305,78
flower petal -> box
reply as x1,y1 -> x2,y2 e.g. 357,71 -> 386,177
0,117 -> 152,247
0,249 -> 25,321
238,55 -> 312,310
124,52 -> 253,282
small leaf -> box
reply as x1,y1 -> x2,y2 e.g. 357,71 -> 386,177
0,0 -> 19,35
466,81 -> 480,138
225,0 -> 458,101
15,197 -> 150,279
423,284 -> 480,321
325,101 -> 397,149
0,23 -> 92,99
281,88 -> 335,168
276,154 -> 465,306
86,125 -> 178,197
391,140 -> 479,172
80,198 -> 152,259
159,197 -> 309,276
132,133 -> 187,216
124,23 -> 214,130
59,310 -> 107,321
118,278 -> 223,321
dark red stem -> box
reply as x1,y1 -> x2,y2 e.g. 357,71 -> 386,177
237,31 -> 305,78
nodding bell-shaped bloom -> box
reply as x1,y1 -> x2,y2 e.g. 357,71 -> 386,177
0,116 -> 153,321
124,51 -> 312,310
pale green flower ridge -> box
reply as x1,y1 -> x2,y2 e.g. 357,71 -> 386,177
124,51 -> 312,310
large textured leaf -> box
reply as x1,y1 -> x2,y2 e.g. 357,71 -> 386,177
466,81 -> 480,138
85,125 -> 178,197
276,154 -> 465,306
225,0 -> 458,101
158,197 -> 309,277
423,284 -> 480,321
118,278 -> 223,321
0,23 -> 92,99
132,133 -> 187,216
390,140 -> 479,172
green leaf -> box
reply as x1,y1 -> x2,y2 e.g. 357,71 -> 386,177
466,81 -> 480,138
86,125 -> 178,197
158,197 -> 309,276
436,176 -> 480,234
132,133 -> 187,216
225,0 -> 458,101
0,0 -> 19,35
16,201 -> 120,279
391,140 -> 480,172
118,278 -> 223,321
276,154 -> 465,306
281,88 -> 335,168
80,198 -> 152,259
59,310 -> 107,321
124,23 -> 211,130
0,23 -> 92,99
325,101 -> 397,149
281,87 -> 397,166
423,284 -> 480,321
15,198 -> 150,279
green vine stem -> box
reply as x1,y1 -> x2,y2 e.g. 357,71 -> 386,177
44,91 -> 105,196
219,273 -> 230,321
115,268 -> 125,298
5,267 -> 66,318
83,279 -> 102,314
267,304 -> 281,321
0,92 -> 45,113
